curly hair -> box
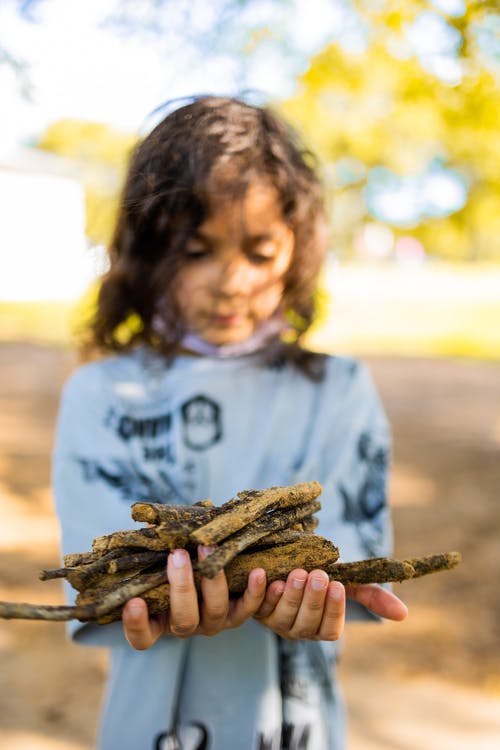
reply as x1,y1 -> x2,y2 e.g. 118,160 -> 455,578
86,96 -> 329,376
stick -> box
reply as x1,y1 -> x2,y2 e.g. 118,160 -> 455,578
196,500 -> 325,578
0,602 -> 95,621
223,535 -> 340,592
131,502 -> 217,525
62,546 -> 137,569
73,552 -> 463,623
325,558 -> 416,584
66,550 -> 166,591
63,551 -> 98,567
249,528 -> 305,548
0,570 -> 169,622
92,525 -> 191,554
41,547 -> 149,582
404,552 -> 461,577
191,481 -> 322,545
39,567 -> 74,581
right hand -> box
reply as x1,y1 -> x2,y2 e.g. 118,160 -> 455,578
122,547 -> 267,650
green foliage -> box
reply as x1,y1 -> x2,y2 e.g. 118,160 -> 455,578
38,119 -> 137,246
279,2 -> 499,261
35,4 -> 499,262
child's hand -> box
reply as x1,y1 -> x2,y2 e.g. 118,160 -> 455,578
121,547 -> 267,650
253,569 -> 346,640
253,571 -> 408,641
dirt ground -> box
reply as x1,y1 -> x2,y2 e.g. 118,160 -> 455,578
0,342 -> 499,749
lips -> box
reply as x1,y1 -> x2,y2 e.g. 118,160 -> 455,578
211,313 -> 245,327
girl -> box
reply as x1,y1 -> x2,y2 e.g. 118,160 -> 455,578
53,96 -> 407,750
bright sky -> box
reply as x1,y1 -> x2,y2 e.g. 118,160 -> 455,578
2,0 -> 200,149
1,0 -> 345,151
1,0 -> 474,151
0,0 -> 486,300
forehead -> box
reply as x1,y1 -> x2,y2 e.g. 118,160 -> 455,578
202,178 -> 286,236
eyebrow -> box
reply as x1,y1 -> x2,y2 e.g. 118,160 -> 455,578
193,230 -> 275,244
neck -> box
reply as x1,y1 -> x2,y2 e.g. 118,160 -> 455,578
180,317 -> 288,359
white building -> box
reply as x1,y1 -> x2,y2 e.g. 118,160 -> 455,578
0,147 -> 94,301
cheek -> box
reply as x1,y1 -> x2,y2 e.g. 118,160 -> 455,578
172,273 -> 198,318
251,277 -> 286,317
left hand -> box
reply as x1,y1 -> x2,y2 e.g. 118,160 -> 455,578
253,569 -> 408,641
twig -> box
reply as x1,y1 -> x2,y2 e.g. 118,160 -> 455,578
197,500 -> 326,578
191,481 -> 322,545
131,502 -> 217,525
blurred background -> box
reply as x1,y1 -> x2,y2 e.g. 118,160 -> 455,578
0,1 -> 499,748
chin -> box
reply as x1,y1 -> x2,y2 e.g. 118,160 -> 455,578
204,326 -> 254,346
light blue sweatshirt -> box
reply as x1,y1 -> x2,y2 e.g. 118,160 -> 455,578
52,349 -> 392,750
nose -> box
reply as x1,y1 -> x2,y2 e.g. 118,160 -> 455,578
216,256 -> 251,296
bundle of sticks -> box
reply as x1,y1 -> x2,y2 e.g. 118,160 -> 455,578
0,481 -> 461,625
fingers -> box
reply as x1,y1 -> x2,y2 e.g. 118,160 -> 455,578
290,570 -> 332,639
255,570 -> 346,641
167,549 -> 200,636
254,580 -> 286,619
229,567 -> 267,627
317,582 -> 345,640
272,569 -> 311,633
122,597 -> 165,650
281,570 -> 340,640
198,546 -> 230,635
345,583 -> 408,621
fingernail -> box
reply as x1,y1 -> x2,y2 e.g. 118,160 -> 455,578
328,582 -> 345,601
198,545 -> 215,561
172,549 -> 188,569
254,570 -> 266,586
293,575 -> 307,590
127,602 -> 143,617
311,574 -> 328,591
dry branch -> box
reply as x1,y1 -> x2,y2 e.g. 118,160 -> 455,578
403,552 -> 462,577
0,481 -> 462,624
92,525 -> 191,554
196,500 -> 324,578
191,481 -> 322,545
66,550 -> 166,592
131,502 -> 217,526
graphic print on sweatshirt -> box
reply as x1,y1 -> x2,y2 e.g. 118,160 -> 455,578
76,394 -> 223,504
154,722 -> 209,750
337,430 -> 389,558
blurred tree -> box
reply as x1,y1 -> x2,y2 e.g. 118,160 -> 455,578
31,0 -> 499,261
280,0 -> 500,261
38,119 -> 136,246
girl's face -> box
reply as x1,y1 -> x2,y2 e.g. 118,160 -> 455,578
173,179 -> 294,346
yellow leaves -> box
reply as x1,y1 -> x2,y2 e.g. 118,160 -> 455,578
38,118 -> 138,248
281,12 -> 500,261
416,217 -> 469,261
113,313 -> 144,345
84,187 -> 119,248
470,190 -> 500,230
39,119 -> 136,169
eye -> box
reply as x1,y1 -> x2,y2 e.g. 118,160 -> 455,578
248,252 -> 276,264
184,244 -> 210,261
246,238 -> 277,264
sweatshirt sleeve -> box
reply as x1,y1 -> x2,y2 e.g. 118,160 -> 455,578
52,363 -> 144,646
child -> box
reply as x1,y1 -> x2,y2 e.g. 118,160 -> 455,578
52,96 -> 407,750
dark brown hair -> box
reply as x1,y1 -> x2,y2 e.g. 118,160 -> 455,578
86,96 -> 329,376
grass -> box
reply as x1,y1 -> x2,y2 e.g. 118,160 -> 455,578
307,262 -> 500,361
